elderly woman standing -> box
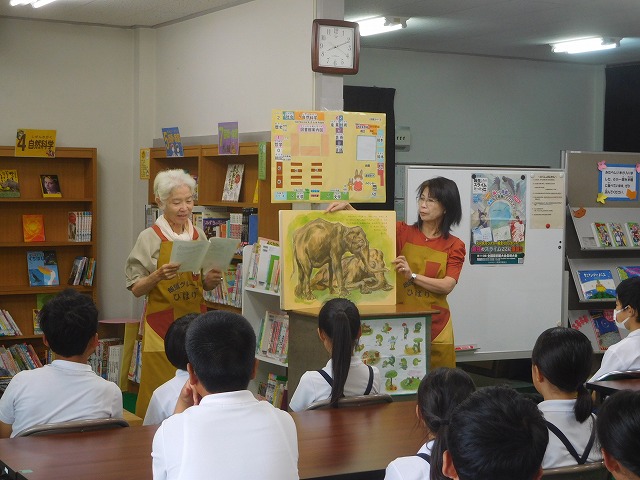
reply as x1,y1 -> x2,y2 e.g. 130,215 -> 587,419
126,169 -> 223,417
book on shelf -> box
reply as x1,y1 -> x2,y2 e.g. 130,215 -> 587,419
257,310 -> 289,363
203,263 -> 243,308
202,214 -> 231,239
626,222 -> 640,247
0,169 -> 20,197
221,163 -> 244,201
577,269 -> 616,300
608,222 -> 630,247
107,344 -> 124,383
0,309 -> 22,336
161,127 -> 183,157
33,293 -> 55,335
245,237 -> 281,292
145,204 -> 160,229
82,258 -> 96,286
264,373 -> 288,409
27,250 -> 60,286
22,214 -> 45,242
616,266 -> 640,281
88,338 -> 123,380
0,344 -> 42,376
569,309 -> 621,352
169,237 -> 240,274
591,222 -> 613,247
218,121 -> 239,155
128,339 -> 142,383
68,211 -> 92,242
32,309 -> 42,335
40,174 -> 62,197
68,256 -> 88,285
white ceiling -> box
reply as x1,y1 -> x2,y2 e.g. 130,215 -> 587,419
2,0 -> 640,65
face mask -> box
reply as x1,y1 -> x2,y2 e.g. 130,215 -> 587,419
613,307 -> 628,331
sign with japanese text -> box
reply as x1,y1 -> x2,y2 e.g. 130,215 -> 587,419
15,129 -> 56,157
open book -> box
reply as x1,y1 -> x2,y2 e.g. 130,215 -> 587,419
170,237 -> 240,273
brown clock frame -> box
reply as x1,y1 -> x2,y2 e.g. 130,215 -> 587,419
311,18 -> 360,75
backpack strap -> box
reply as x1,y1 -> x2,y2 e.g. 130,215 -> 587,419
317,369 -> 332,386
364,364 -> 374,395
545,415 -> 596,465
415,453 -> 431,463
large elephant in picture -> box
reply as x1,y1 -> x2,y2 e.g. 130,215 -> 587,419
293,218 -> 371,300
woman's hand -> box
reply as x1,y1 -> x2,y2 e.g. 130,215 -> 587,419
156,262 -> 180,281
392,255 -> 413,281
203,268 -> 224,291
130,262 -> 182,297
325,202 -> 355,212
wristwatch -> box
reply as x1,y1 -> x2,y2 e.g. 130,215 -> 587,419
410,273 -> 417,283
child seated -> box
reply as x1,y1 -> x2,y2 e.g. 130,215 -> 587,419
288,298 -> 380,412
143,313 -> 197,425
441,386 -> 548,480
597,390 -> 640,480
151,310 -> 298,479
591,277 -> 640,381
531,327 -> 602,468
0,289 -> 123,438
384,367 -> 475,480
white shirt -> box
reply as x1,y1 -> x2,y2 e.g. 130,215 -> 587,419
144,369 -> 189,425
152,390 -> 298,480
384,440 -> 434,480
590,329 -> 640,381
288,356 -> 381,412
0,359 -> 123,437
538,399 -> 602,469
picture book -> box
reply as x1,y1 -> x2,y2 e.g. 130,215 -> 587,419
218,121 -> 239,155
161,127 -> 183,157
22,214 -> 45,242
40,174 -> 62,197
616,266 -> 640,280
591,222 -> 613,247
577,269 -> 616,300
0,169 -> 20,197
32,309 -> 42,335
608,222 -> 629,247
68,256 -> 88,285
169,237 -> 240,273
589,309 -> 621,351
279,210 -> 396,310
34,293 -> 55,335
26,250 -> 59,286
626,222 -> 640,247
221,164 -> 244,201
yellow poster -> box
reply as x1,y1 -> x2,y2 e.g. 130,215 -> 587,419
279,210 -> 396,310
271,110 -> 386,203
140,148 -> 150,179
15,129 -> 56,158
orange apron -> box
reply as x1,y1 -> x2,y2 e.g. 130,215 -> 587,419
135,225 -> 206,418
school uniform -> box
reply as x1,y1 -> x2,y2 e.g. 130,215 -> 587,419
590,329 -> 640,381
288,356 -> 381,412
538,399 -> 602,469
152,390 -> 299,480
384,440 -> 434,480
143,369 -> 189,425
0,359 -> 123,437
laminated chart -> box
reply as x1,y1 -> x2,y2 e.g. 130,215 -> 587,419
271,110 -> 386,203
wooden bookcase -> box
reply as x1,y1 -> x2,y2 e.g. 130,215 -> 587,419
148,142 -> 291,311
0,146 -> 97,361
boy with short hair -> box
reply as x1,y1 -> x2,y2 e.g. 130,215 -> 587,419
442,386 -> 549,480
143,313 -> 197,425
0,289 -> 123,438
151,310 -> 299,479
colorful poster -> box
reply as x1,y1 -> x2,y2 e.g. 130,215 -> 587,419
279,210 -> 396,310
469,173 -> 527,265
161,127 -> 183,157
218,121 -> 239,155
598,163 -> 638,201
139,148 -> 150,179
15,129 -> 56,158
271,110 -> 386,203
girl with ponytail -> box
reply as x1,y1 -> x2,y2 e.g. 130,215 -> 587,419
531,327 -> 602,468
384,367 -> 475,480
288,298 -> 381,411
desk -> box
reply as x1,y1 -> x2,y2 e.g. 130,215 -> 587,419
586,378 -> 640,397
0,401 -> 421,480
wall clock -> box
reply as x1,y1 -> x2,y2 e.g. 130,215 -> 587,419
311,19 -> 360,75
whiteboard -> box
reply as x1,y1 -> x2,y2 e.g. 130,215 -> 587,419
405,166 -> 566,361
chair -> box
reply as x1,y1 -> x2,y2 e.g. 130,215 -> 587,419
305,393 -> 393,410
593,369 -> 640,381
15,418 -> 130,437
542,462 -> 609,480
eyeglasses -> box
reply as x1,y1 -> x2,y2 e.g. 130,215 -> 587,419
417,196 -> 439,206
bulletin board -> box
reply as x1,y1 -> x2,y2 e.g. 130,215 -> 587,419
271,110 -> 386,203
405,165 -> 566,360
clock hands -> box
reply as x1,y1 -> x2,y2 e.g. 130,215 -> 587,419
326,40 -> 351,52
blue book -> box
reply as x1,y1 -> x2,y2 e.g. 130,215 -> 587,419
577,269 -> 616,300
248,213 -> 259,245
27,250 -> 60,287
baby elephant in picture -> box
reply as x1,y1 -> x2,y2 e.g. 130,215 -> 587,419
310,248 -> 393,295
293,218 -> 371,300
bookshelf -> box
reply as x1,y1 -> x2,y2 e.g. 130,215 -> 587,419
148,142 -> 290,311
0,146 -> 97,362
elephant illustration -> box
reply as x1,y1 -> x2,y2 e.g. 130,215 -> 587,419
310,248 -> 392,295
293,218 -> 370,300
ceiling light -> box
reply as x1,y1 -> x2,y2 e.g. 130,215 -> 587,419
9,0 -> 58,6
551,37 -> 620,54
358,16 -> 409,37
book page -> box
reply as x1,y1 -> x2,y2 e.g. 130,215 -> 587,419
201,237 -> 241,273
170,240 -> 209,272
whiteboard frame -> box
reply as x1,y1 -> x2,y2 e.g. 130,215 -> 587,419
405,166 -> 566,361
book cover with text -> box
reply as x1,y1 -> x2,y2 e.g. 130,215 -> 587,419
616,266 -> 640,280
0,169 -> 20,198
577,269 -> 616,300
221,163 -> 244,201
591,222 -> 613,247
27,250 -> 59,286
40,174 -> 62,197
626,222 -> 640,247
22,214 -> 45,242
608,222 -> 629,247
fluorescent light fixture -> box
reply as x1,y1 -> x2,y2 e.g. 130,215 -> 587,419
10,0 -> 57,6
10,0 -> 32,5
32,0 -> 57,7
551,37 -> 620,54
358,16 -> 409,37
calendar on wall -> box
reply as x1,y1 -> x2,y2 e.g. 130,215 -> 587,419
271,110 -> 386,203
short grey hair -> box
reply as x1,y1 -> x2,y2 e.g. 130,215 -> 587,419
154,169 -> 196,207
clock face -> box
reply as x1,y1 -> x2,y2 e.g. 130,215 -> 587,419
318,25 -> 355,69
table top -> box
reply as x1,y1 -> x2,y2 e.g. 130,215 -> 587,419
291,303 -> 438,318
0,400 -> 423,480
586,378 -> 640,395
